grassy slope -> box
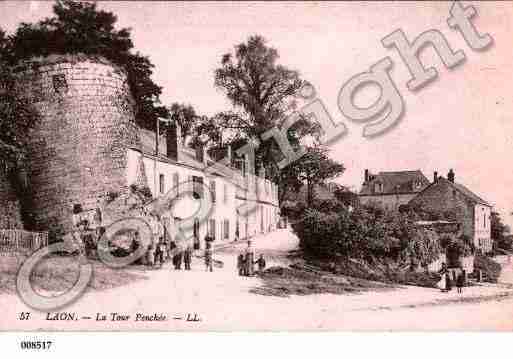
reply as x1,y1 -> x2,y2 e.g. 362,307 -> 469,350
0,255 -> 148,295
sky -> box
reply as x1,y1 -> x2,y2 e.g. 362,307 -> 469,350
1,1 -> 512,227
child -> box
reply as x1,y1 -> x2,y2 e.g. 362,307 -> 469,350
456,269 -> 466,294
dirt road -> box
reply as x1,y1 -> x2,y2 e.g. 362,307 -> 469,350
1,228 -> 513,331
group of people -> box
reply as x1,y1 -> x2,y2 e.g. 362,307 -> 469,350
437,262 -> 466,294
236,241 -> 266,276
73,206 -> 267,276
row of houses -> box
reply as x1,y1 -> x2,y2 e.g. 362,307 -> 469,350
359,168 -> 493,253
125,124 -> 281,244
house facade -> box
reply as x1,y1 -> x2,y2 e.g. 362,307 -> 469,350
408,170 -> 492,254
359,169 -> 430,211
126,125 -> 280,244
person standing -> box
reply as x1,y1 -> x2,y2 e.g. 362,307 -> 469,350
245,241 -> 255,276
204,242 -> 213,272
237,253 -> 244,276
157,238 -> 166,267
446,268 -> 453,292
184,244 -> 192,271
437,262 -> 448,292
456,269 -> 466,294
173,248 -> 183,270
147,243 -> 156,268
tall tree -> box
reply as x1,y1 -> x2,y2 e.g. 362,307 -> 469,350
7,0 -> 168,130
213,35 -> 335,203
214,35 -> 302,139
213,35 -> 315,164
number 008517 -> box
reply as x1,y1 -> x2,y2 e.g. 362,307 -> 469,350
20,341 -> 53,350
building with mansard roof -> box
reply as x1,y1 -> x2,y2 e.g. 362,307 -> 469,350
359,169 -> 430,211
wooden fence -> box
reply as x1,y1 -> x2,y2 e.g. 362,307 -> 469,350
0,229 -> 49,253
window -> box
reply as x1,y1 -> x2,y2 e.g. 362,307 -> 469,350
223,219 -> 230,240
52,74 -> 68,93
260,205 -> 264,232
193,176 -> 204,199
159,174 -> 165,194
484,213 -> 486,228
208,219 -> 216,240
173,173 -> 179,194
375,182 -> 383,193
223,183 -> 228,203
210,180 -> 216,203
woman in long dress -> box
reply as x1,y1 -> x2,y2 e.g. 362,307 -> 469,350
437,263 -> 448,292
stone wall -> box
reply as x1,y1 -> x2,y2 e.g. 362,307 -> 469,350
14,54 -> 141,238
0,164 -> 23,229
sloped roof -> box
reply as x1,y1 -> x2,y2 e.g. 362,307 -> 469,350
413,177 -> 491,207
137,127 -> 210,172
360,170 -> 430,195
136,127 -> 247,179
447,178 -> 491,206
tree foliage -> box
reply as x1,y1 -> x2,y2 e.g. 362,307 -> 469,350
168,103 -> 201,146
5,0 -> 168,130
212,35 -> 336,204
491,211 -> 512,251
0,29 -> 38,163
291,146 -> 345,206
293,206 -> 442,267
214,35 -> 302,138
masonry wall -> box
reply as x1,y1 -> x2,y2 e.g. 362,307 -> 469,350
14,54 -> 140,238
0,166 -> 23,229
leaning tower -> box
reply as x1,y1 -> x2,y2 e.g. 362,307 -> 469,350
14,54 -> 142,238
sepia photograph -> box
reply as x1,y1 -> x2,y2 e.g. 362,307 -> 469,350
0,1 -> 512,347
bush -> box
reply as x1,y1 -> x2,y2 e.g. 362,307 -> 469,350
294,207 -> 441,268
474,254 -> 501,283
129,184 -> 152,201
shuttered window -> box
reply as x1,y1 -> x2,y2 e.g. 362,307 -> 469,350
173,173 -> 179,194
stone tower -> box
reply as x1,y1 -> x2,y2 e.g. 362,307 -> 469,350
14,54 -> 141,238
0,160 -> 23,229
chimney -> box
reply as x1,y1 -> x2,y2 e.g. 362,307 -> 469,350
226,145 -> 232,166
166,122 -> 181,162
202,146 -> 208,166
196,143 -> 207,165
448,169 -> 455,183
433,171 -> 438,183
364,169 -> 369,183
244,153 -> 254,177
